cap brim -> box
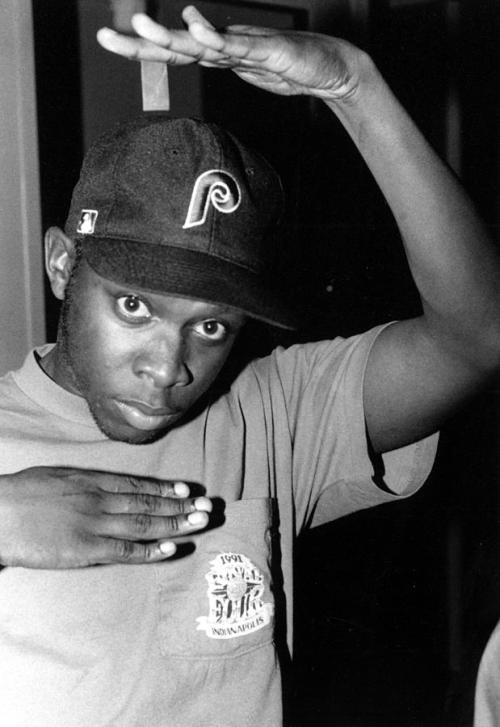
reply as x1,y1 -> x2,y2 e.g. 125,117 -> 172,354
81,238 -> 297,330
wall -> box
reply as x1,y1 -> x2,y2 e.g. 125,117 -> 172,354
0,0 -> 45,374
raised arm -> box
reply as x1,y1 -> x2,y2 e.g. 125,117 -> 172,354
98,6 -> 500,453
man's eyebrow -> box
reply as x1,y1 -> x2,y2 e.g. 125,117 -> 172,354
196,303 -> 242,316
206,307 -> 237,315
209,308 -> 246,321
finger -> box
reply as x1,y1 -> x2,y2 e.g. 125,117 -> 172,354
98,510 -> 210,540
131,12 -> 178,45
182,6 -> 239,60
181,5 -> 216,30
226,25 -> 280,38
96,27 -> 195,65
98,474 -> 190,498
199,58 -> 242,69
96,537 -> 177,564
187,18 -> 277,65
185,19 -> 227,54
102,493 -> 212,516
132,11 -> 221,64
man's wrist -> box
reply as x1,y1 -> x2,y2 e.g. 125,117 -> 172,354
322,50 -> 379,107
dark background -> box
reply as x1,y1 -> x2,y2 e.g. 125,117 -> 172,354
32,1 -> 500,724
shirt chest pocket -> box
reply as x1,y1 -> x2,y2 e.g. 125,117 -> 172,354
156,498 -> 276,659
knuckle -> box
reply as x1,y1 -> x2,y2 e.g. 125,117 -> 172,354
70,491 -> 97,516
127,47 -> 142,62
125,475 -> 141,491
139,493 -> 160,513
114,540 -> 136,562
167,498 -> 186,515
193,47 -> 206,62
166,515 -> 180,534
104,477 -> 121,494
116,495 -> 133,514
86,490 -> 107,514
134,513 -> 153,535
91,486 -> 107,504
149,480 -> 165,497
143,544 -> 159,562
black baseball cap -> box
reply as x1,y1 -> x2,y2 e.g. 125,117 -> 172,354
64,116 -> 296,329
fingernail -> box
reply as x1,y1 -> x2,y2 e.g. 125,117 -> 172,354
194,496 -> 212,512
173,482 -> 189,497
188,511 -> 207,526
159,541 -> 176,556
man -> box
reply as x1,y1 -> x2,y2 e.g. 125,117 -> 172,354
0,6 -> 498,726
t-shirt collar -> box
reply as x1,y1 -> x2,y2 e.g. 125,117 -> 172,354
14,344 -> 100,428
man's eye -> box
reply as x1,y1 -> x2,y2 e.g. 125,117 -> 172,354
116,295 -> 151,320
193,319 -> 227,341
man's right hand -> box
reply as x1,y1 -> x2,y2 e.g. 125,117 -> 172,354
0,467 -> 212,568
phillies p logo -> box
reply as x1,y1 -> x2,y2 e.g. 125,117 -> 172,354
183,169 -> 241,229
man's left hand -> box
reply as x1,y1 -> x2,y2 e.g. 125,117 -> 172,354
97,4 -> 364,101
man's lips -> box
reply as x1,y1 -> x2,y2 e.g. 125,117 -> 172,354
113,399 -> 182,431
122,400 -> 175,416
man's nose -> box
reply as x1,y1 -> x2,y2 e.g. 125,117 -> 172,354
134,336 -> 191,388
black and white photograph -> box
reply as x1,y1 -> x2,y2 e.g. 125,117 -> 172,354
0,1 -> 499,725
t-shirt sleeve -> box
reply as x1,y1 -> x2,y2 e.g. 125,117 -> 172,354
266,324 -> 439,530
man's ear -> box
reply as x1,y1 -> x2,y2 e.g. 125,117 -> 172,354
44,227 -> 78,300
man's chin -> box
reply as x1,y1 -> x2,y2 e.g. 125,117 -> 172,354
105,426 -> 170,445
91,412 -> 180,445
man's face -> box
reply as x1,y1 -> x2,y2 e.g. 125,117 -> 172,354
46,257 -> 245,444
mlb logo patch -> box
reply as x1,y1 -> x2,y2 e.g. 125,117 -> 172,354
77,209 -> 98,234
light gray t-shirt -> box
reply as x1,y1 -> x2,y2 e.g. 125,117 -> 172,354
0,326 -> 438,726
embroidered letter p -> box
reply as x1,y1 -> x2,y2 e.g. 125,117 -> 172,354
183,170 -> 241,229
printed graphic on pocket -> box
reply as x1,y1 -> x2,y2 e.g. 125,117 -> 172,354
196,552 -> 274,640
